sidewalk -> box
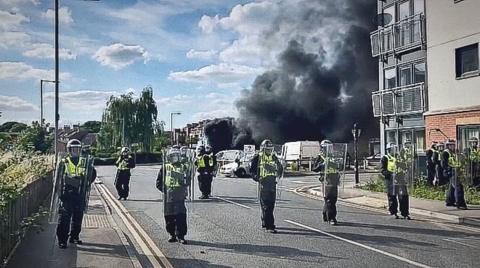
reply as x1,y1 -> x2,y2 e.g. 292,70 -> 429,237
305,184 -> 480,227
6,186 -> 138,268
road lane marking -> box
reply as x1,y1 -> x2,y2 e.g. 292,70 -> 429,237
212,196 -> 252,209
443,238 -> 479,248
284,220 -> 433,268
98,184 -> 173,268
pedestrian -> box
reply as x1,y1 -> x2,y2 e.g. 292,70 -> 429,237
156,148 -> 192,244
381,143 -> 410,220
425,142 -> 437,186
442,139 -> 467,210
115,147 -> 136,200
55,139 -> 97,249
195,145 -> 215,199
250,139 -> 283,233
313,140 -> 345,225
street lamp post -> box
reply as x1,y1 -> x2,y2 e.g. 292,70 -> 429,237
352,123 -> 362,185
40,79 -> 55,127
170,112 -> 181,146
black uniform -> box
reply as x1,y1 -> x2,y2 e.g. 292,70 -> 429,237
381,154 -> 409,217
425,148 -> 436,185
313,155 -> 340,223
115,154 -> 136,199
250,153 -> 283,231
442,150 -> 467,208
195,153 -> 216,198
56,156 -> 97,244
433,149 -> 447,186
156,164 -> 190,240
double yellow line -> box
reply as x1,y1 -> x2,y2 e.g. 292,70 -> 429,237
96,184 -> 173,268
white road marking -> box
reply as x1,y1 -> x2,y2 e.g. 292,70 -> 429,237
98,184 -> 173,268
213,196 -> 252,209
443,238 -> 480,248
284,219 -> 433,268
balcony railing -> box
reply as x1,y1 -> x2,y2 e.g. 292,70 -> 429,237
372,83 -> 425,118
371,14 -> 425,57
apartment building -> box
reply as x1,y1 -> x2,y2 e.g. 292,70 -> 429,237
371,0 -> 427,154
424,0 -> 480,151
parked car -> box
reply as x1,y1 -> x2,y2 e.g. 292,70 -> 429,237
218,150 -> 255,178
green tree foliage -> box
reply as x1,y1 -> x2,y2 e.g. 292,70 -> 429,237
98,87 -> 158,152
17,122 -> 53,153
0,121 -> 28,133
81,121 -> 102,133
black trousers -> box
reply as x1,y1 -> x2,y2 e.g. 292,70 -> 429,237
446,181 -> 467,207
115,171 -> 131,198
164,214 -> 187,238
198,174 -> 213,197
260,190 -> 276,230
323,196 -> 338,222
387,194 -> 409,217
426,164 -> 436,185
57,201 -> 84,243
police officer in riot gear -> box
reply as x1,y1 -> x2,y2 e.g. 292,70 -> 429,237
195,144 -> 215,199
56,139 -> 96,249
115,147 -> 136,200
466,137 -> 480,186
313,140 -> 341,225
250,139 -> 283,233
426,142 -> 437,186
434,142 -> 447,186
442,140 -> 467,209
156,148 -> 192,244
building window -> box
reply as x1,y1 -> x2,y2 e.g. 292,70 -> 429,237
415,129 -> 425,152
398,1 -> 411,21
458,125 -> 480,152
414,0 -> 424,15
384,5 -> 396,26
384,68 -> 397,89
455,43 -> 479,78
414,62 -> 426,83
399,65 -> 412,86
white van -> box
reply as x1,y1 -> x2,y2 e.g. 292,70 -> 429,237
280,141 -> 320,162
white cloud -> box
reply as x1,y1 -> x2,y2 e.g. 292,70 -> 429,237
0,95 -> 38,112
156,94 -> 193,107
0,0 -> 39,7
192,109 -> 237,122
198,15 -> 220,34
168,63 -> 263,85
186,49 -> 217,60
93,43 -> 149,70
0,31 -> 30,49
44,90 -> 117,111
42,6 -> 73,25
0,62 -> 71,81
22,43 -> 77,60
0,10 -> 29,30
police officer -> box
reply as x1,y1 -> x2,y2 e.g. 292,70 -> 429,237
313,140 -> 341,225
250,139 -> 283,233
434,142 -> 447,186
466,137 -> 480,186
195,145 -> 215,199
57,139 -> 96,249
156,148 -> 192,244
381,143 -> 410,219
442,140 -> 467,209
115,147 -> 136,200
426,142 -> 437,186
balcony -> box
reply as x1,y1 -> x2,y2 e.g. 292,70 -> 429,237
371,14 -> 425,57
372,83 -> 426,118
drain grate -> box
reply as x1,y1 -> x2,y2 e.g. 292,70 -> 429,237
82,214 -> 111,228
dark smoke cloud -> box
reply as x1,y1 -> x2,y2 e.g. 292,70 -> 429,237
235,0 -> 378,144
204,118 -> 255,153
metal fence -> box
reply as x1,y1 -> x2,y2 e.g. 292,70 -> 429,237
0,174 -> 53,265
372,83 -> 425,118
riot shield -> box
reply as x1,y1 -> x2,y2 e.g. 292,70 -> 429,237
49,153 -> 66,224
395,143 -> 414,196
321,143 -> 347,198
276,158 -> 286,200
80,155 -> 95,213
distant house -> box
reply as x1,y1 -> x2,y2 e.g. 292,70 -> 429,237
56,125 -> 97,153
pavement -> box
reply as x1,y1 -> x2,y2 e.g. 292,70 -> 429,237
303,173 -> 480,227
6,186 -> 140,268
6,166 -> 480,268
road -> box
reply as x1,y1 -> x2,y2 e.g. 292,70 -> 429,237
96,165 -> 480,268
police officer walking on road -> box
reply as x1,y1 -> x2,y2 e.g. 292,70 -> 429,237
115,147 -> 136,200
195,145 -> 215,199
56,139 -> 96,249
157,148 -> 192,244
442,139 -> 468,210
250,139 -> 283,233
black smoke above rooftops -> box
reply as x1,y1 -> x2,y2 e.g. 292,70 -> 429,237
205,0 -> 378,149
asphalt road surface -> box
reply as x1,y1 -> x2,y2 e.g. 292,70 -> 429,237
96,165 -> 480,268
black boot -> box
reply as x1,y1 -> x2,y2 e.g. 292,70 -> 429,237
59,242 -> 67,249
178,237 -> 187,244
168,236 -> 177,243
69,237 -> 83,244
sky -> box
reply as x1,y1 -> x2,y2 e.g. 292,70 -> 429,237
0,0 -> 292,130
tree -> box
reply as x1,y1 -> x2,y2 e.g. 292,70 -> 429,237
0,121 -> 27,133
135,87 -> 157,152
17,121 -> 53,153
81,121 -> 102,133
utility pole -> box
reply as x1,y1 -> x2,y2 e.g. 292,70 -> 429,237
54,0 -> 59,163
352,123 -> 362,184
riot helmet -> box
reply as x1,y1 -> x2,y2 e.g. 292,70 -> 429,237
67,139 -> 82,157
260,139 -> 274,155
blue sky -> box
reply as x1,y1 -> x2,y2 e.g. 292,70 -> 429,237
0,0 -> 276,130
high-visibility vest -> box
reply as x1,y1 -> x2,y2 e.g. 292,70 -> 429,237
259,153 -> 277,178
447,151 -> 461,168
63,156 -> 86,188
165,163 -> 186,189
385,154 -> 396,173
117,156 -> 130,170
197,155 -> 206,168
